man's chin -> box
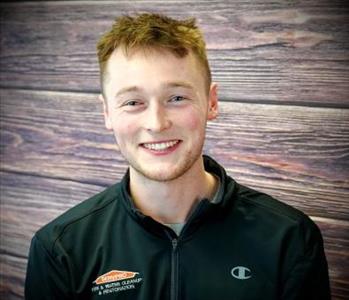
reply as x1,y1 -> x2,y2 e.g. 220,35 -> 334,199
130,163 -> 192,183
136,169 -> 183,182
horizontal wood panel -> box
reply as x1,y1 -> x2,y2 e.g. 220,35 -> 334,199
1,171 -> 348,299
1,88 -> 348,220
0,254 -> 25,300
206,103 -> 349,219
1,1 -> 348,106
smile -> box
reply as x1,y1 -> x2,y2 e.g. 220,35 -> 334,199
142,140 -> 180,151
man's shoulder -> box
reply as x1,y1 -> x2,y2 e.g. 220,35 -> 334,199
234,183 -> 318,233
34,182 -> 123,253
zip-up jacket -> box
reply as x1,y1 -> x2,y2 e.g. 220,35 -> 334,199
25,156 -> 331,299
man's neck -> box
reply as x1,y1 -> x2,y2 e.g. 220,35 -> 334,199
129,158 -> 218,224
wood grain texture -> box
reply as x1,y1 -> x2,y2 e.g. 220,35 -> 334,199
0,254 -> 26,300
1,1 -> 348,106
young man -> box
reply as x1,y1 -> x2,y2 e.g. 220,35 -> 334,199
25,13 -> 331,299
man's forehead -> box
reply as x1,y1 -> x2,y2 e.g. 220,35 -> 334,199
104,47 -> 188,82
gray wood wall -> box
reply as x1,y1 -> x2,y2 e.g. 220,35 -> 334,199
1,1 -> 348,299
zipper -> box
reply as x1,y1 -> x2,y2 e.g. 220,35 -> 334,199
170,238 -> 179,300
167,200 -> 209,300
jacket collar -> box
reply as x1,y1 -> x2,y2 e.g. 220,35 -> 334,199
119,155 -> 237,238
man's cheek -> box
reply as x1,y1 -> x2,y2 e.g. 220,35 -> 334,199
183,112 -> 205,131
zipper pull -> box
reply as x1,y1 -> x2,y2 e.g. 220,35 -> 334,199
172,238 -> 178,250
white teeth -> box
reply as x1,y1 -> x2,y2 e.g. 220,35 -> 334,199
143,140 -> 179,151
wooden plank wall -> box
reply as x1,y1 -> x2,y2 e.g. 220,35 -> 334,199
0,1 -> 348,299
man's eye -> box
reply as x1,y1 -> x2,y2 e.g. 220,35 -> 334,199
124,100 -> 141,106
169,95 -> 186,102
120,100 -> 144,111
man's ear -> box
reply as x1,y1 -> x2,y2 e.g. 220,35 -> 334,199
207,83 -> 218,120
99,94 -> 112,130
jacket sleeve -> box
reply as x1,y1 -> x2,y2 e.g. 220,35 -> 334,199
281,218 -> 331,300
25,235 -> 72,300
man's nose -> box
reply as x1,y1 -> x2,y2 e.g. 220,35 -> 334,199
144,103 -> 172,132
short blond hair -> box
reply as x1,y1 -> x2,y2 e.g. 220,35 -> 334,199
97,13 -> 211,94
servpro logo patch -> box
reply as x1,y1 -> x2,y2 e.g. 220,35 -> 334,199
94,270 -> 139,285
91,270 -> 143,296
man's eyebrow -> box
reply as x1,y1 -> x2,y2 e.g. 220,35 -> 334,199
163,81 -> 194,90
114,81 -> 194,98
114,86 -> 141,98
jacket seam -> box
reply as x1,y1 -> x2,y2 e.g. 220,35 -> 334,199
34,235 -> 76,298
238,193 -> 302,224
280,228 -> 318,290
51,192 -> 118,254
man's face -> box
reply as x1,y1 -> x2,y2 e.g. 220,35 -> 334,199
102,48 -> 218,182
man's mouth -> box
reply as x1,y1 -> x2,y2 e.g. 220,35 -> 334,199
142,140 -> 180,151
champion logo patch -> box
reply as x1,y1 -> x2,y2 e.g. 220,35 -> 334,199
91,269 -> 143,296
231,266 -> 252,280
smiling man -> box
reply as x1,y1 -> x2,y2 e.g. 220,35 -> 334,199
25,13 -> 331,300
101,46 -> 218,225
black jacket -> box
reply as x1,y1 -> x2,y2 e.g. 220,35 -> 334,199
25,156 -> 331,299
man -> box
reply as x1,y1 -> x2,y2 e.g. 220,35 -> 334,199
25,13 -> 331,299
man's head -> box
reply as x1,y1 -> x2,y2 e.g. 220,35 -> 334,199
96,13 -> 218,182
97,13 -> 211,98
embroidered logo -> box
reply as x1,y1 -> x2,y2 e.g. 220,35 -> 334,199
94,270 -> 139,285
91,269 -> 143,296
231,266 -> 252,280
